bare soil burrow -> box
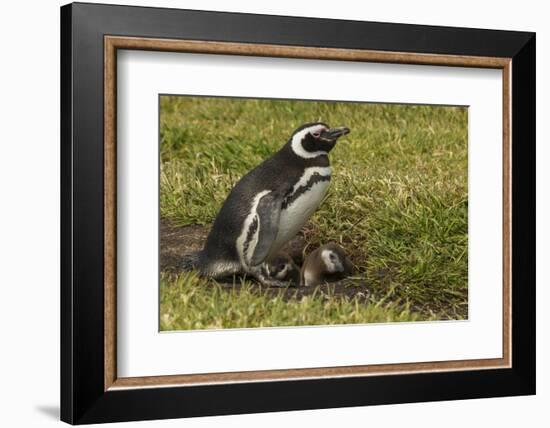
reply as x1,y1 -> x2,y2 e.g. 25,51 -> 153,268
160,218 -> 372,301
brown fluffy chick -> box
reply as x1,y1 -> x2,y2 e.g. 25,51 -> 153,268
261,252 -> 301,286
301,242 -> 354,287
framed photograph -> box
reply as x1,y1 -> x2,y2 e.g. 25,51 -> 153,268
60,2 -> 535,424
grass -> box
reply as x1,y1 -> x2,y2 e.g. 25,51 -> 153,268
159,95 -> 468,330
160,272 -> 422,330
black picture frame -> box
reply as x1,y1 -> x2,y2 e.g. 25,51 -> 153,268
61,2 -> 535,424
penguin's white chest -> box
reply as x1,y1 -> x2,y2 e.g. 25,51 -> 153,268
269,167 -> 331,256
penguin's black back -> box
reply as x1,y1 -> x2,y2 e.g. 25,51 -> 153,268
201,141 -> 329,264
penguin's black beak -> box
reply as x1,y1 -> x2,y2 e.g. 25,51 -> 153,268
320,126 -> 350,140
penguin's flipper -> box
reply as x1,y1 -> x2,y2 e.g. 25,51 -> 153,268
250,191 -> 282,266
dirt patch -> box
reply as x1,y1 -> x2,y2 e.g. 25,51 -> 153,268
160,221 -> 210,273
160,218 -> 371,301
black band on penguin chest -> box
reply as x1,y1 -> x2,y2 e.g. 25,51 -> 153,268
282,172 -> 331,210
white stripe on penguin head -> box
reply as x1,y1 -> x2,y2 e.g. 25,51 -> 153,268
291,124 -> 328,159
321,249 -> 344,273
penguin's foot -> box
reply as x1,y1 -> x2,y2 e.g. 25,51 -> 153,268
248,266 -> 289,288
260,278 -> 289,288
255,273 -> 288,288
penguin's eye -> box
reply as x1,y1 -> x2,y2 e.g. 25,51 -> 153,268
278,264 -> 286,272
311,131 -> 321,138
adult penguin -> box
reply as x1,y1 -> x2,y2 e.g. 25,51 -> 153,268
183,122 -> 350,286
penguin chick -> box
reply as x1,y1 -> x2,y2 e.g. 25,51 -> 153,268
301,243 -> 354,287
182,122 -> 350,287
261,252 -> 301,286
